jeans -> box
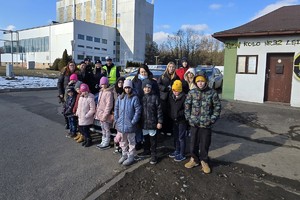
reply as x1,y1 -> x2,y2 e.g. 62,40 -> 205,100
68,116 -> 77,135
190,126 -> 212,163
173,122 -> 187,156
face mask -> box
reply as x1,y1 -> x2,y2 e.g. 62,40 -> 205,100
138,74 -> 148,80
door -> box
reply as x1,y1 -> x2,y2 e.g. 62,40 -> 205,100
265,53 -> 293,103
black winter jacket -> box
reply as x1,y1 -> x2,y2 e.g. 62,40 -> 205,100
157,72 -> 179,101
168,92 -> 186,123
141,93 -> 163,130
64,94 -> 77,117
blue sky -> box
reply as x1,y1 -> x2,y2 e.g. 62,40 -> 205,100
0,0 -> 299,44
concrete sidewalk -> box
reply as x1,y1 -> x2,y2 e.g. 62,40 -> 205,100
210,100 -> 300,181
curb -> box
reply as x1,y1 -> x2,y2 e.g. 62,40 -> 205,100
84,158 -> 150,200
0,87 -> 57,93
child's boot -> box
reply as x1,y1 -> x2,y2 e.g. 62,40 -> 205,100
122,154 -> 135,166
76,134 -> 84,143
118,153 -> 128,164
74,133 -> 81,140
100,136 -> 111,149
84,138 -> 92,147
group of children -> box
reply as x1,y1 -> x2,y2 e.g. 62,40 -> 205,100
61,65 -> 221,173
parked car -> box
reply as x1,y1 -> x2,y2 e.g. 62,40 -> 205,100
195,65 -> 223,89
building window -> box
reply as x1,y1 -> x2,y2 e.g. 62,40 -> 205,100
113,50 -> 116,54
102,48 -> 107,51
113,41 -> 116,46
78,45 -> 84,48
101,57 -> 106,61
78,34 -> 84,40
94,56 -> 100,61
102,39 -> 107,44
78,55 -> 84,60
94,47 -> 100,50
86,55 -> 93,60
94,37 -> 100,43
86,46 -> 93,49
86,36 -> 93,41
237,55 -> 258,74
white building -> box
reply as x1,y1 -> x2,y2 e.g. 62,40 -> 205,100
1,0 -> 154,68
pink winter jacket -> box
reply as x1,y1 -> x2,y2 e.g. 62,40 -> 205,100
76,93 -> 96,126
95,87 -> 114,124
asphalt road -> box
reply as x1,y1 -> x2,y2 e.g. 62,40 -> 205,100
1,89 -> 299,200
0,90 -> 124,200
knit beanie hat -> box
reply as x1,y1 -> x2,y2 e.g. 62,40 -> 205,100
195,75 -> 207,83
142,79 -> 152,89
100,77 -> 109,85
123,79 -> 133,89
79,83 -> 90,92
70,73 -> 78,81
74,81 -> 82,90
172,80 -> 182,92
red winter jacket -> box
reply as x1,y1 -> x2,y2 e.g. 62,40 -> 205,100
175,67 -> 189,80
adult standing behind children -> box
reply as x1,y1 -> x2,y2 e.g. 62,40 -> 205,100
184,71 -> 221,174
78,61 -> 97,94
103,56 -> 120,85
114,79 -> 142,166
175,57 -> 190,81
182,67 -> 197,93
94,60 -> 107,89
157,61 -> 179,136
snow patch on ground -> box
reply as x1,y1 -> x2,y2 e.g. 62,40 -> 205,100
0,76 -> 57,89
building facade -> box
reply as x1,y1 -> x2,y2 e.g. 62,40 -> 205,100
213,5 -> 300,107
56,0 -> 154,64
1,0 -> 153,68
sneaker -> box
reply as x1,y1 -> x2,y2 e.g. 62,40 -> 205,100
169,151 -> 179,158
99,144 -> 111,150
150,157 -> 157,165
137,151 -> 151,158
174,154 -> 186,162
201,161 -> 211,174
185,158 -> 199,169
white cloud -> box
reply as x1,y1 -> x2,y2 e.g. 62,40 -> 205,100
209,3 -> 222,10
180,24 -> 209,32
251,0 -> 299,20
153,31 -> 170,44
5,25 -> 16,31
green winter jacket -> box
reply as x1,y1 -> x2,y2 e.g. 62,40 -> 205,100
184,86 -> 221,128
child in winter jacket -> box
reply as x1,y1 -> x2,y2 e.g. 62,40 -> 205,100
114,79 -> 142,166
73,81 -> 84,143
76,83 -> 96,147
64,86 -> 77,138
95,77 -> 114,150
168,80 -> 188,162
184,71 -> 221,174
137,79 -> 163,164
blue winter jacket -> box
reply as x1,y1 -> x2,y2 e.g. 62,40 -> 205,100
114,93 -> 142,134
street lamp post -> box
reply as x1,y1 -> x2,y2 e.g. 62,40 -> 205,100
154,55 -> 159,65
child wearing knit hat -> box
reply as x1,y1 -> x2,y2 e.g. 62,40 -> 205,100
114,79 -> 142,166
95,76 -> 114,149
168,80 -> 188,162
184,71 -> 221,174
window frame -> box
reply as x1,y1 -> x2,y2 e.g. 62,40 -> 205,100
236,55 -> 258,74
